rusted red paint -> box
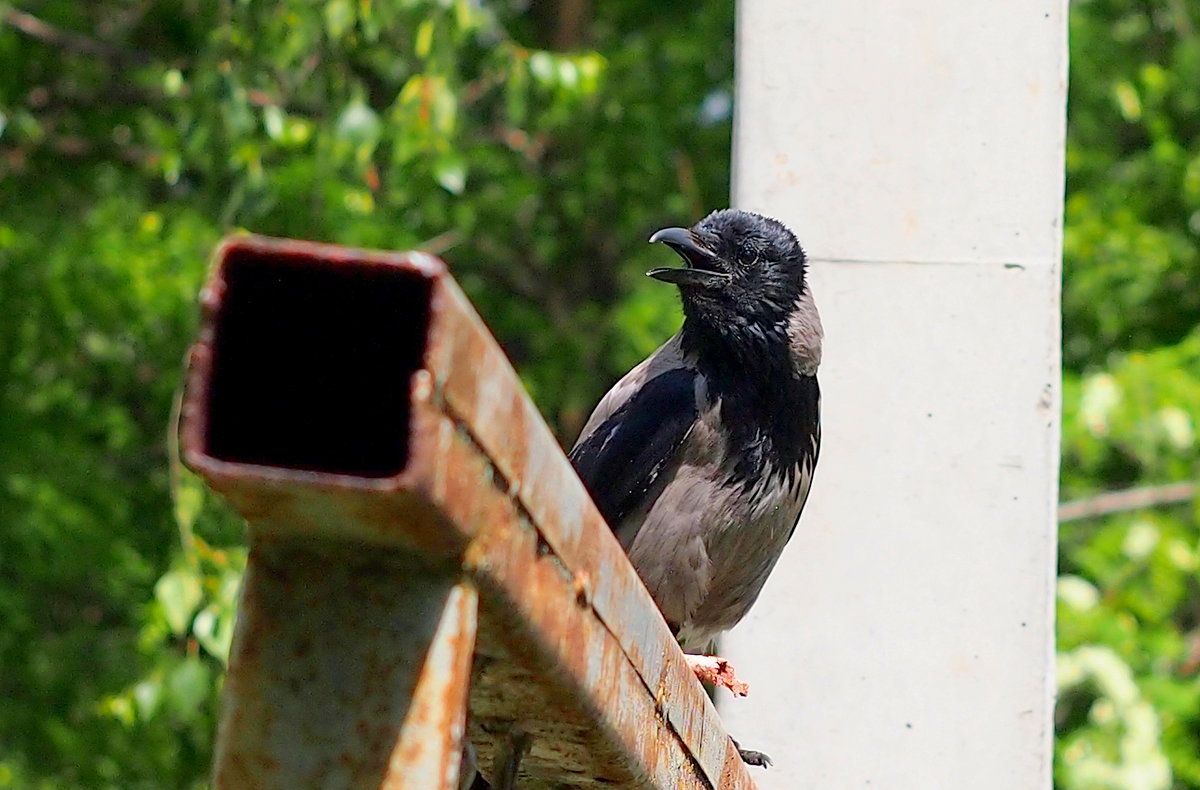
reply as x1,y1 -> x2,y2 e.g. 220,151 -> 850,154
183,235 -> 758,790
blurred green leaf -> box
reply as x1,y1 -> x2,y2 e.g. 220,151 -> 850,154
154,568 -> 202,637
165,658 -> 212,721
529,51 -> 555,85
434,152 -> 466,194
192,606 -> 235,665
132,677 -> 163,721
324,0 -> 355,38
336,101 -> 382,148
415,18 -> 435,58
263,105 -> 286,141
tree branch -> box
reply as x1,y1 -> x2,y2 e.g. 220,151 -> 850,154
2,6 -> 150,64
551,0 -> 591,49
1059,481 -> 1196,523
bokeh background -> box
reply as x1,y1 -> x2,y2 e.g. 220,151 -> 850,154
0,1 -> 1197,787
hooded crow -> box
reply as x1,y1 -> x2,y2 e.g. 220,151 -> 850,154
569,208 -> 822,713
465,210 -> 820,787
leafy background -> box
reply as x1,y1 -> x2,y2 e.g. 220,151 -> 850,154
0,0 -> 1198,788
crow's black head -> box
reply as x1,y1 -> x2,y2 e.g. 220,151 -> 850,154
648,209 -> 807,345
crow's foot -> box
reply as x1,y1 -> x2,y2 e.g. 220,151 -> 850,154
731,738 -> 772,768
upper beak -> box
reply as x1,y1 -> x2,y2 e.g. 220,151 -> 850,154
646,227 -> 730,288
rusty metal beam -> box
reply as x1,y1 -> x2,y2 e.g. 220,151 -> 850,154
181,234 -> 757,790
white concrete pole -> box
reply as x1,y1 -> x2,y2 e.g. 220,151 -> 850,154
720,4 -> 1065,789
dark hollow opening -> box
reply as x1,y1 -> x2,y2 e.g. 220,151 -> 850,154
204,247 -> 430,478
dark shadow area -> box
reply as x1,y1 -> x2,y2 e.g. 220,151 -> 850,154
205,247 -> 430,477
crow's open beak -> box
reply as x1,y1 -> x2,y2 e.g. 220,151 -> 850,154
646,227 -> 731,288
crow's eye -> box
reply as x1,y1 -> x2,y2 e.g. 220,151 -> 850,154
737,238 -> 763,267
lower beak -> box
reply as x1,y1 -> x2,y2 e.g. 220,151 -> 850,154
646,266 -> 731,287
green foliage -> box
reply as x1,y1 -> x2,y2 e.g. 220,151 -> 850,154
1057,4 -> 1200,788
1057,644 -> 1171,790
1064,0 -> 1200,369
1058,335 -> 1200,790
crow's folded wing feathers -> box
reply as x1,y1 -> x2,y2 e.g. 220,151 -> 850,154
569,367 -> 699,534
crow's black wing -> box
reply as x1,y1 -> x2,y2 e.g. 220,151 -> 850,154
569,367 -> 699,535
